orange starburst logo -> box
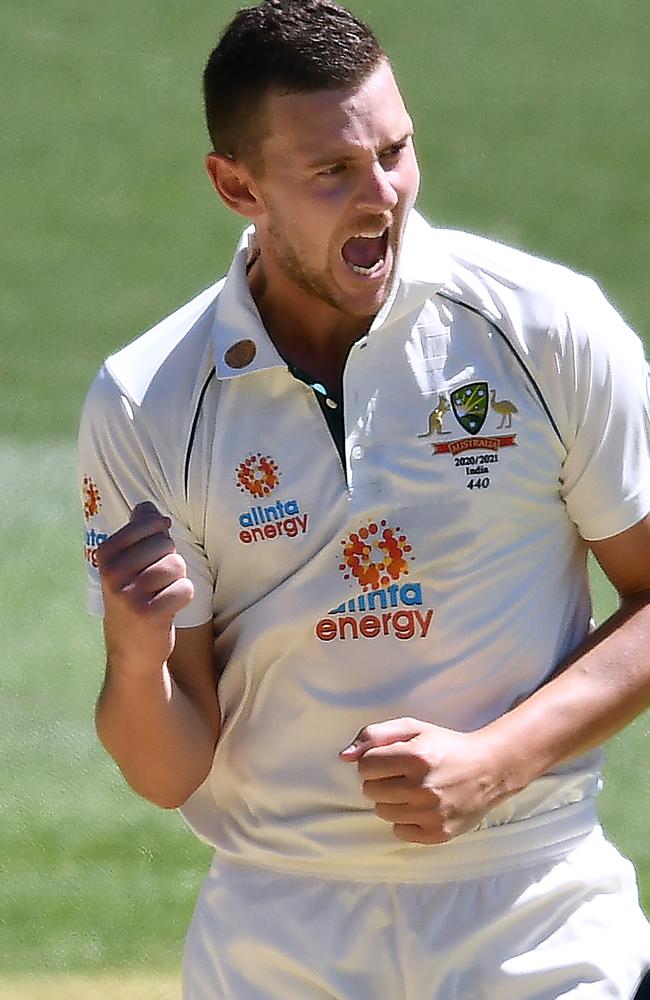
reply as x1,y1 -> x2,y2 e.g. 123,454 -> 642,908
236,454 -> 281,498
339,520 -> 414,592
82,475 -> 102,521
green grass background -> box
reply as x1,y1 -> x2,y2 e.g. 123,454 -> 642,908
2,0 -> 649,985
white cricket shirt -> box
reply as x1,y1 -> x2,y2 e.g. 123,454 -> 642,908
78,211 -> 650,880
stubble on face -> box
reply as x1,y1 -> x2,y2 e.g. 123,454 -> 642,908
265,210 -> 353,314
248,61 -> 420,333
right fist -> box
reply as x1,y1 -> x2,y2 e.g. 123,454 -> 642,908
97,501 -> 194,636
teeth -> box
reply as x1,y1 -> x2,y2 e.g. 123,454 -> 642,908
353,227 -> 388,239
349,258 -> 385,276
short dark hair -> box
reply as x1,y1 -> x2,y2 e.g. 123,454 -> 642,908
202,0 -> 386,166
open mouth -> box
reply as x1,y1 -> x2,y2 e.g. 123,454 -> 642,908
341,227 -> 389,277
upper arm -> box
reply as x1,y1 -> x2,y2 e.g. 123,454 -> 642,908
590,514 -> 650,599
556,280 -> 650,542
79,367 -> 215,627
169,622 -> 221,745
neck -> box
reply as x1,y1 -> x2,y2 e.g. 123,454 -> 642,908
247,252 -> 373,387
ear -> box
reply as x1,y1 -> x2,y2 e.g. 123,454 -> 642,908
205,152 -> 264,220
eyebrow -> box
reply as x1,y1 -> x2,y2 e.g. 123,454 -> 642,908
304,131 -> 413,170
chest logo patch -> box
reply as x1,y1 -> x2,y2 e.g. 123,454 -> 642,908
315,519 -> 435,643
236,453 -> 281,498
339,520 -> 414,592
419,381 -> 518,491
450,381 -> 488,435
82,475 -> 102,520
235,453 -> 309,545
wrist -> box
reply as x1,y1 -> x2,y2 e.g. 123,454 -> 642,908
478,712 -> 546,803
103,619 -> 174,678
100,660 -> 174,722
104,648 -> 172,693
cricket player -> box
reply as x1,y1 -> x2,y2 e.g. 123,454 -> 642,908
78,1 -> 650,995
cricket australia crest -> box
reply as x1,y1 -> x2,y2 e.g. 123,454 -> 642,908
450,381 -> 488,435
419,378 -> 519,492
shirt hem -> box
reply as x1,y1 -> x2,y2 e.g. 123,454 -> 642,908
207,800 -> 598,884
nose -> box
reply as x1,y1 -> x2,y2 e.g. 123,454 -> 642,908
355,161 -> 399,212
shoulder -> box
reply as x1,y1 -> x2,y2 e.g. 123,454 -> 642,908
102,278 -> 224,407
431,225 -> 641,368
436,227 -> 593,323
80,278 -> 225,477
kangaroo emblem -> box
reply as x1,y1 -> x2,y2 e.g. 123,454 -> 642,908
419,394 -> 451,437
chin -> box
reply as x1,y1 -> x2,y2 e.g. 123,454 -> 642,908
340,291 -> 390,320
353,274 -> 395,314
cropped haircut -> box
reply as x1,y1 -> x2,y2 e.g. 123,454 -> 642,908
203,0 -> 386,168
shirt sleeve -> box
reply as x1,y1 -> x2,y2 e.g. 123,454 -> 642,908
558,277 -> 650,540
77,365 -> 215,626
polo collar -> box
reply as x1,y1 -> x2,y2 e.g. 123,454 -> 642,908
369,210 -> 453,333
213,210 -> 452,378
213,228 -> 286,379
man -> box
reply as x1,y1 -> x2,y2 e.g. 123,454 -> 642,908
78,1 -> 650,996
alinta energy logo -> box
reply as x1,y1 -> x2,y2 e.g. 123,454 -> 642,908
82,474 -> 108,567
236,453 -> 281,499
315,519 -> 434,643
82,474 -> 102,520
235,453 -> 309,545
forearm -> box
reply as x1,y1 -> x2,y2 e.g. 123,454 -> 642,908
96,658 -> 218,809
92,504 -> 220,809
484,592 -> 650,798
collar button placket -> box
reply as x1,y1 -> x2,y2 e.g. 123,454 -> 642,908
343,345 -> 379,499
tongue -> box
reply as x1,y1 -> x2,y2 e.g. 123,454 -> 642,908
342,234 -> 385,268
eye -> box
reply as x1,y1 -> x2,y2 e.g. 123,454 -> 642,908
317,163 -> 347,177
379,140 -> 408,167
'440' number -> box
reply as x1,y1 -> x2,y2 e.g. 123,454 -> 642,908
466,477 -> 490,491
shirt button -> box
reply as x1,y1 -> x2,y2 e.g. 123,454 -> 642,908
351,446 -> 364,460
224,339 -> 257,369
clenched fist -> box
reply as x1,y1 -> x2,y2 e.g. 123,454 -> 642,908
97,501 -> 194,672
340,717 -> 508,845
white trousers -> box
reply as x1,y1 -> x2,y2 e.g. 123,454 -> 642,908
182,827 -> 650,999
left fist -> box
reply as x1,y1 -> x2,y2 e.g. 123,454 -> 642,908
340,717 -> 506,845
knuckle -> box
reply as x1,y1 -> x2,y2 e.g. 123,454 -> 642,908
433,829 -> 452,844
171,578 -> 194,603
376,803 -> 398,822
165,552 -> 187,577
98,559 -> 121,592
416,786 -> 436,806
95,538 -> 115,571
121,577 -> 153,606
421,815 -> 451,843
156,578 -> 194,607
409,748 -> 433,772
159,533 -> 177,554
357,757 -> 374,777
